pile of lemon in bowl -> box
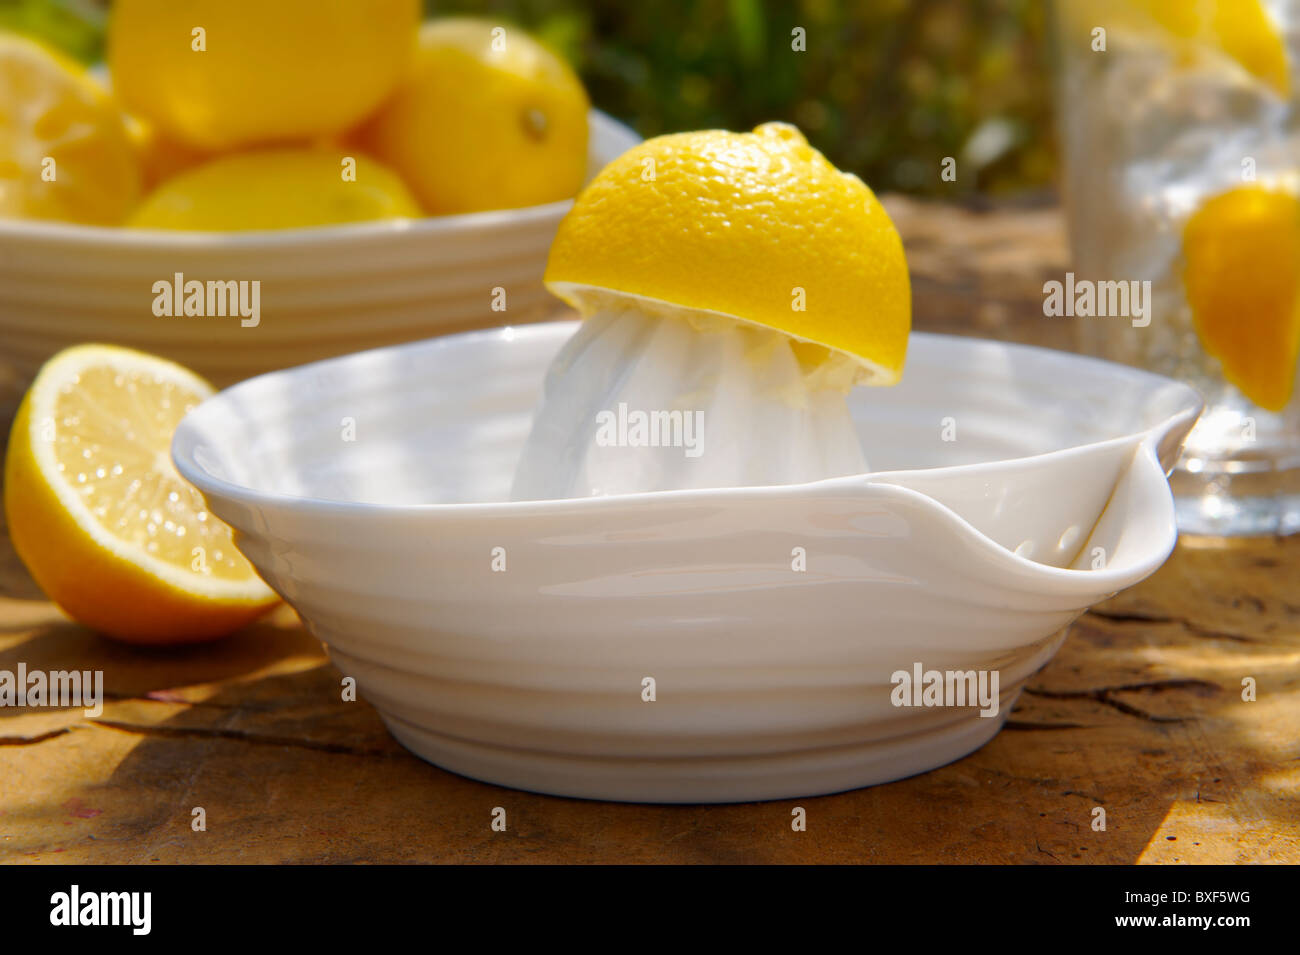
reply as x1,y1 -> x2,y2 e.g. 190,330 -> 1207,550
0,1 -> 591,230
0,3 -> 596,647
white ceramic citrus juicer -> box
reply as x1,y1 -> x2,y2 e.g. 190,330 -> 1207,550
173,124 -> 1203,803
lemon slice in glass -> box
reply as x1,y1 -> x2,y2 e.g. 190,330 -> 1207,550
1183,185 -> 1300,412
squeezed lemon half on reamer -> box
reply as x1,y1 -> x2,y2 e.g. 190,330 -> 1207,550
512,123 -> 911,500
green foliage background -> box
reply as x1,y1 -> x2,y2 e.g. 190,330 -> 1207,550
1,0 -> 1056,198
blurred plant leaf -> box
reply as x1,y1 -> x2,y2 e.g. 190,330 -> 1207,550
25,0 -> 1054,198
727,0 -> 765,66
0,0 -> 105,62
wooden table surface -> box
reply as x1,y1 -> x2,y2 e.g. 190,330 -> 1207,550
2,198 -> 1297,864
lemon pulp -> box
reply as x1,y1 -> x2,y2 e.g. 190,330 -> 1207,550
46,364 -> 250,580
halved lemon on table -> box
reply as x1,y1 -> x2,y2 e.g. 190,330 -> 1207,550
4,345 -> 278,643
1182,185 -> 1300,412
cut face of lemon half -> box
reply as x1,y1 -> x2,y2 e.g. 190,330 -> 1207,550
4,344 -> 278,643
0,30 -> 142,224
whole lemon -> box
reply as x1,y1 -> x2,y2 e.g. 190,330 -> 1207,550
0,31 -> 141,225
128,148 -> 421,232
107,0 -> 420,151
354,18 -> 590,215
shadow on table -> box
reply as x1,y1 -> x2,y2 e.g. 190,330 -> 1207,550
0,607 -> 315,714
5,533 -> 1298,864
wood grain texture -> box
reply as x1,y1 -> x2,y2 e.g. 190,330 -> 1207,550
1,200 -> 1295,864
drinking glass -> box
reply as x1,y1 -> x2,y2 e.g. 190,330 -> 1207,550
1054,0 -> 1300,535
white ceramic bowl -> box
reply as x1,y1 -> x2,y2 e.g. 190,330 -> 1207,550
0,111 -> 639,408
172,323 -> 1202,803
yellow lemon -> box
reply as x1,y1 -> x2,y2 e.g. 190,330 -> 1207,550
354,18 -> 590,215
1071,0 -> 1289,96
1207,0 -> 1290,96
4,345 -> 279,644
545,122 -> 911,385
107,0 -> 420,151
1183,185 -> 1300,412
0,30 -> 141,225
128,148 -> 421,231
